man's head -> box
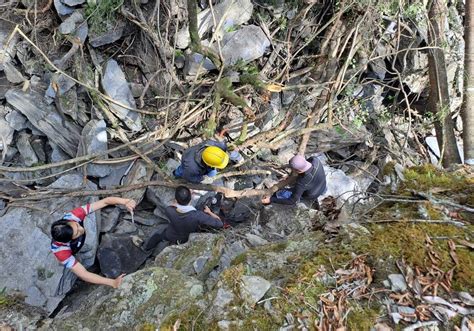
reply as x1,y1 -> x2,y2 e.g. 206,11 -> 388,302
51,220 -> 85,243
202,146 -> 229,169
175,185 -> 192,205
289,155 -> 312,174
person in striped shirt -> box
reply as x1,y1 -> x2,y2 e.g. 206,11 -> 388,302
50,197 -> 136,289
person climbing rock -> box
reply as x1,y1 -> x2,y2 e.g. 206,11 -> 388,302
261,155 -> 327,206
50,197 -> 136,289
173,139 -> 243,184
133,186 -> 223,252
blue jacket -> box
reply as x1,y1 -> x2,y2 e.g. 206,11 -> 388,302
181,140 -> 227,183
271,157 -> 326,205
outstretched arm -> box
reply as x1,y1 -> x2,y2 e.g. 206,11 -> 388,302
71,262 -> 124,288
90,197 -> 136,212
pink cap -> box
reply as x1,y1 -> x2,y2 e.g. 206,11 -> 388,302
289,155 -> 312,172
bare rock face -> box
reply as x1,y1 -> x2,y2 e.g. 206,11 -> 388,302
101,59 -> 142,132
77,119 -> 112,178
5,89 -> 81,157
50,268 -> 205,330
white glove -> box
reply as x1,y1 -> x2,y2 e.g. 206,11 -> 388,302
201,176 -> 214,184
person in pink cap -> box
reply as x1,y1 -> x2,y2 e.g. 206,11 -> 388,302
261,154 -> 326,206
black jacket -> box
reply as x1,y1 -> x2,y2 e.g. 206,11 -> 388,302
271,157 -> 326,205
181,140 -> 227,183
164,206 -> 223,244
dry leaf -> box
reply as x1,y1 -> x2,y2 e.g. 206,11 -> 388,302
265,83 -> 285,92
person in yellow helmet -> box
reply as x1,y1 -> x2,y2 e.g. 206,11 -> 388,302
173,140 -> 242,184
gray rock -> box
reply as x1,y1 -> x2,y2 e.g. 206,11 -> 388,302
89,20 -> 125,47
213,287 -> 235,309
101,59 -> 142,132
261,205 -> 316,238
45,73 -> 76,101
155,233 -> 223,281
388,274 -> 407,292
17,132 -> 39,166
49,142 -> 69,163
77,120 -> 111,178
3,61 -> 26,84
5,109 -> 28,131
193,256 -> 209,274
218,320 -> 243,330
0,117 -> 14,150
6,89 -> 81,157
30,137 -> 46,163
98,162 -> 133,189
0,72 -> 9,98
122,210 -> 160,226
219,25 -> 270,66
51,268 -> 205,329
183,52 -> 216,77
54,0 -> 74,16
0,199 -> 5,210
57,87 -> 80,122
319,165 -> 360,203
58,11 -> 83,34
113,220 -> 137,235
164,158 -> 180,176
245,233 -> 269,247
121,160 -> 153,205
100,206 -> 121,233
129,82 -> 145,98
146,172 -> 176,208
176,0 -> 253,49
97,233 -> 148,278
240,275 -> 271,305
62,0 -> 85,6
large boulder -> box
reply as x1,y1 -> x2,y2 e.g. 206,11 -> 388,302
51,267 -> 205,330
77,119 -> 112,178
154,233 -> 225,281
0,174 -> 99,314
260,204 -> 318,239
97,233 -> 149,278
101,59 -> 142,132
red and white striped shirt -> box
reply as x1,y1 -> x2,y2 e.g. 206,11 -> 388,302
51,204 -> 93,269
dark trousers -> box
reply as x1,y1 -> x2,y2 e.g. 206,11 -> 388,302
143,224 -> 169,252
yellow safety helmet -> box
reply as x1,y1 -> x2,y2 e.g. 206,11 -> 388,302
202,146 -> 229,169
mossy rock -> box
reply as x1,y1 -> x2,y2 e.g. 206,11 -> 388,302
154,233 -> 225,281
51,268 -> 205,330
230,232 -> 324,284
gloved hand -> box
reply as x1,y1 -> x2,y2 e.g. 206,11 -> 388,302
207,169 -> 218,177
201,176 -> 214,184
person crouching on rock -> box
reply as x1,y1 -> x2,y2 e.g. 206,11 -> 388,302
173,140 -> 243,184
133,185 -> 223,252
50,197 -> 136,289
261,155 -> 327,206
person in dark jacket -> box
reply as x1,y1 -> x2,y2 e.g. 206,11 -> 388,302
261,155 -> 327,205
173,140 -> 243,184
133,186 -> 223,252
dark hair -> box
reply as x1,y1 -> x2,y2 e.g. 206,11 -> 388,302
51,220 -> 74,243
175,186 -> 191,205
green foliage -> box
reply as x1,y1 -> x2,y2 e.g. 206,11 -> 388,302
85,0 -> 124,34
346,304 -> 380,331
0,288 -> 8,306
224,25 -> 238,33
403,2 -> 425,20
